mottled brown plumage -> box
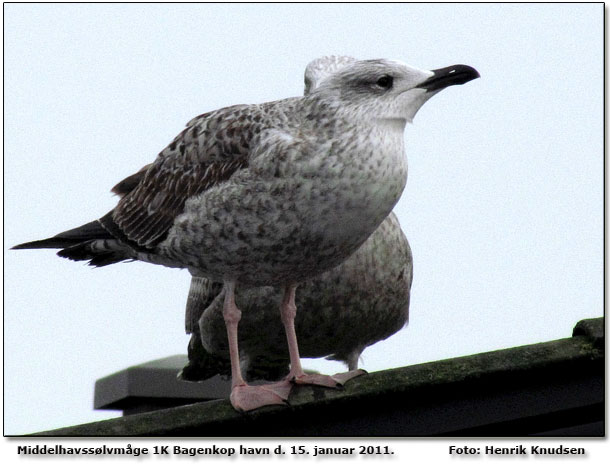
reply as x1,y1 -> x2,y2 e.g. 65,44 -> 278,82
180,56 -> 413,383
112,105 -> 260,249
13,57 -> 479,411
181,212 -> 413,382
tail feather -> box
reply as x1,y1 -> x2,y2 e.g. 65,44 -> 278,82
56,240 -> 131,267
12,217 -> 132,267
12,219 -> 113,250
179,333 -> 232,382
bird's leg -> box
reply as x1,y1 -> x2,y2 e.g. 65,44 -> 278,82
280,284 -> 342,388
280,284 -> 304,377
223,281 -> 246,389
223,281 -> 289,411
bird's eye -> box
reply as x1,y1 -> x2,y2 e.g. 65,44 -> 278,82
376,75 -> 393,89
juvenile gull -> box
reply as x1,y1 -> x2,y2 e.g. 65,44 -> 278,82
180,211 -> 413,382
180,56 -> 413,382
13,58 -> 479,411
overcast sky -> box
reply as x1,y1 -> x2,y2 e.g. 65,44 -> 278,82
4,3 -> 602,435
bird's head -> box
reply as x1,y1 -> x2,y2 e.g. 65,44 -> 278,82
304,55 -> 357,95
310,58 -> 480,125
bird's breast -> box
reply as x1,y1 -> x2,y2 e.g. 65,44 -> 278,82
162,127 -> 408,286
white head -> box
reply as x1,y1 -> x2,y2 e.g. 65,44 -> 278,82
308,58 -> 479,124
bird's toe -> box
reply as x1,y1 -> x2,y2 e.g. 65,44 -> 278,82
331,369 -> 367,385
230,384 -> 289,412
291,373 -> 343,388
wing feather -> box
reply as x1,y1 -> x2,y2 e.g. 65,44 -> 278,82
111,104 -> 263,248
111,163 -> 152,198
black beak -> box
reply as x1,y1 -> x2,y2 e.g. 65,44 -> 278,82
417,64 -> 480,92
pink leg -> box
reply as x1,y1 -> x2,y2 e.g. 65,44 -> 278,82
223,281 -> 290,411
280,285 -> 344,388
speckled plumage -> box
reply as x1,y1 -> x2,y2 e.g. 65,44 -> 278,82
14,56 -> 479,411
180,56 -> 413,382
17,58 -> 437,283
157,96 -> 408,286
181,211 -> 413,381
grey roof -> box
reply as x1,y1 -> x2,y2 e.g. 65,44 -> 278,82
28,317 -> 603,437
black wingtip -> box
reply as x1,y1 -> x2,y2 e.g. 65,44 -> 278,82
12,218 -> 114,251
11,238 -> 71,250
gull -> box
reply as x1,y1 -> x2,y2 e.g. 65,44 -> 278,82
13,57 -> 479,411
180,211 -> 413,383
180,56 -> 413,384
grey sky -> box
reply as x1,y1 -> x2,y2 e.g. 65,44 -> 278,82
4,3 -> 602,434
